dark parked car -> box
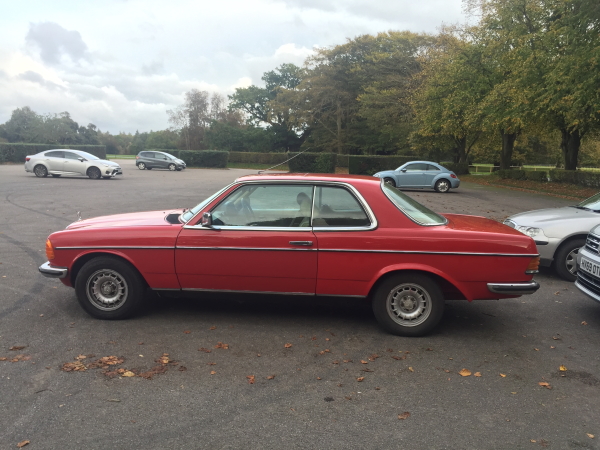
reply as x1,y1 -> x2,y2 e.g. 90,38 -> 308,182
136,151 -> 186,171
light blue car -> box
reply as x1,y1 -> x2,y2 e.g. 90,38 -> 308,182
373,161 -> 460,193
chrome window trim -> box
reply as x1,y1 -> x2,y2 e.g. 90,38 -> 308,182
380,179 -> 447,227
176,246 -> 316,252
182,288 -> 314,296
319,249 -> 540,257
55,246 -> 174,250
183,182 -> 237,225
183,180 -> 378,232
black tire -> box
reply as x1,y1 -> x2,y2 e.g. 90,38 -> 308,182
434,179 -> 451,193
372,273 -> 445,336
102,176 -> 111,179
383,177 -> 396,187
74,256 -> 145,320
87,166 -> 101,180
554,238 -> 586,281
51,174 -> 61,178
168,163 -> 176,171
137,162 -> 146,170
34,165 -> 48,178
147,167 -> 152,170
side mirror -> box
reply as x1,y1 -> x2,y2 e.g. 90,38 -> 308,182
78,157 -> 85,162
201,212 -> 213,228
401,168 -> 407,172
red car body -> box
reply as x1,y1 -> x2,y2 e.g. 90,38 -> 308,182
40,174 -> 540,336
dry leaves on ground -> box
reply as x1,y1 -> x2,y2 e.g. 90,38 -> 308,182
356,377 -> 365,382
214,342 -> 229,350
9,354 -> 31,363
398,412 -> 410,420
459,369 -> 472,377
267,375 -> 275,380
474,372 -> 482,377
198,347 -> 211,353
246,375 -> 255,384
9,346 -> 26,351
284,343 -> 292,348
559,365 -> 568,372
17,440 -> 30,448
500,373 -> 507,378
538,382 -> 552,389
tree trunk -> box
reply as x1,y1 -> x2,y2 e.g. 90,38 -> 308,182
336,99 -> 342,154
453,136 -> 467,163
561,128 -> 581,170
500,130 -> 518,170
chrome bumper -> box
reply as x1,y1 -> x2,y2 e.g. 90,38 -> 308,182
487,281 -> 540,296
39,262 -> 68,279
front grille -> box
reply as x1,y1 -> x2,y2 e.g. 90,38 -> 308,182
585,233 -> 600,253
503,220 -> 516,229
577,270 -> 600,296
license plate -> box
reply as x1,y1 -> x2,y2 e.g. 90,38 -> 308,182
580,256 -> 600,277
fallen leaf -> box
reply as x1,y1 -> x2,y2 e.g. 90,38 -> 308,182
75,354 -> 87,360
361,360 -> 368,364
325,338 -> 330,341
398,412 -> 410,420
214,342 -> 229,350
550,346 -> 555,349
316,377 -> 322,380
534,348 -> 539,351
500,373 -> 506,378
17,440 -> 30,448
183,330 -> 191,334
284,343 -> 292,348
587,433 -> 594,439
207,362 -> 216,365
209,326 -> 216,330
554,291 -> 561,295
9,346 -> 26,351
552,336 -> 561,340
391,355 -> 405,361
311,336 -> 317,341
0,357 -> 6,361
474,372 -> 482,377
122,371 -> 135,377
198,348 -> 211,353
581,321 -> 588,325
357,377 -> 365,382
559,365 -> 567,372
343,359 -> 352,363
137,365 -> 168,379
246,375 -> 255,384
61,361 -> 87,372
10,355 -> 31,363
210,371 -> 216,375
538,382 -> 552,389
408,367 -> 414,372
267,375 -> 275,380
458,368 -> 471,377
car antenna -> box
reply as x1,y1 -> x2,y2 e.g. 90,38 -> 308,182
258,148 -> 311,174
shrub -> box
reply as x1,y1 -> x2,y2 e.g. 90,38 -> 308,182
228,152 -> 288,165
288,152 -> 337,173
496,169 -> 527,180
178,150 -> 229,168
549,170 -> 600,188
440,162 -> 470,175
0,143 -> 106,163
348,156 -> 414,175
524,171 -> 548,182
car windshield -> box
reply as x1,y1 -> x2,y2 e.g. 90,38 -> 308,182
575,192 -> 600,212
161,152 -> 176,159
381,182 -> 447,225
76,151 -> 100,161
181,183 -> 235,223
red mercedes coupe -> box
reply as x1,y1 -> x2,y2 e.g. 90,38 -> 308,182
39,174 -> 540,336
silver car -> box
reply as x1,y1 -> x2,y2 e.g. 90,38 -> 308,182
575,224 -> 600,303
504,192 -> 600,281
373,161 -> 460,193
24,149 -> 122,180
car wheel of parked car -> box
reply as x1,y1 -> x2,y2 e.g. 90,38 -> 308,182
372,273 -> 444,336
75,256 -> 145,320
554,238 -> 586,281
102,176 -> 111,179
34,165 -> 48,178
137,162 -> 146,170
51,174 -> 61,178
434,179 -> 450,193
87,167 -> 101,180
383,177 -> 396,187
146,167 -> 152,170
168,163 -> 176,171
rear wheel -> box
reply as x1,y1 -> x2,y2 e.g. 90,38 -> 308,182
34,165 -> 48,178
87,167 -> 101,179
372,273 -> 445,336
434,179 -> 450,193
168,163 -> 176,171
75,257 -> 145,319
554,238 -> 586,281
383,177 -> 396,187
137,162 -> 146,170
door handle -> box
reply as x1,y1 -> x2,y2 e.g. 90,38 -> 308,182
289,241 -> 313,246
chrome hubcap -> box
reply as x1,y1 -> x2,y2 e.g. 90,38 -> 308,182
387,283 -> 431,327
86,269 -> 128,311
438,181 -> 449,192
566,248 -> 579,275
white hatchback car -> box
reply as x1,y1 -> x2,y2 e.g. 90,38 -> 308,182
24,149 -> 122,179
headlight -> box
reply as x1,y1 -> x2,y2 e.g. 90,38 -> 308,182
517,226 -> 541,238
373,173 -> 381,177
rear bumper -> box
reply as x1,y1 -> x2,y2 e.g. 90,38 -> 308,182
487,281 -> 540,296
39,262 -> 68,279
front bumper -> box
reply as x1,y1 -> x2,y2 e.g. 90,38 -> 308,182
39,262 -> 68,279
105,167 -> 122,177
487,281 -> 540,295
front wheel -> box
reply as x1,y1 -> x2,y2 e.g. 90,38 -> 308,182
168,163 -> 176,171
51,174 -> 61,178
372,273 -> 445,336
34,165 -> 48,178
137,162 -> 146,170
87,166 -> 101,179
75,257 -> 145,319
554,238 -> 586,281
383,177 -> 396,187
434,179 -> 450,193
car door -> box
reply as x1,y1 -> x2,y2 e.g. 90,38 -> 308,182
142,152 -> 155,168
424,164 -> 441,187
175,183 -> 318,294
44,151 -> 65,173
397,163 -> 427,188
155,153 -> 169,169
312,184 -> 378,296
63,151 -> 87,175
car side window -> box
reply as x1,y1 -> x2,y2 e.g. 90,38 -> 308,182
211,184 -> 314,228
144,152 -> 154,158
64,152 -> 81,160
404,163 -> 428,171
427,164 -> 440,171
157,154 -> 168,160
313,186 -> 370,227
45,151 -> 64,158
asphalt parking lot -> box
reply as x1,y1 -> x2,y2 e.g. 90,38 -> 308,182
1,160 -> 599,449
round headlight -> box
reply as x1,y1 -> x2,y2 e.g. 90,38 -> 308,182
517,226 -> 540,238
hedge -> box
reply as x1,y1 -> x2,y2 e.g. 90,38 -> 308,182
549,169 -> 600,188
440,162 -> 470,175
178,150 -> 229,168
288,152 -> 337,173
228,151 -> 288,165
0,143 -> 106,163
348,155 -> 415,175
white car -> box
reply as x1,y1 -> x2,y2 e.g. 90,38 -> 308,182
24,149 -> 122,179
576,224 -> 600,303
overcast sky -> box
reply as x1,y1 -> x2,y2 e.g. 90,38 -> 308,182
0,0 -> 465,134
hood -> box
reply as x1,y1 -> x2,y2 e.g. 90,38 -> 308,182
507,206 -> 600,238
66,209 -> 184,230
97,159 -> 121,167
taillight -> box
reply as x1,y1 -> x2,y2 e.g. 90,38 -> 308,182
135,155 -> 139,159
450,174 -> 457,179
45,239 -> 55,260
26,157 -> 30,162
526,256 -> 540,274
